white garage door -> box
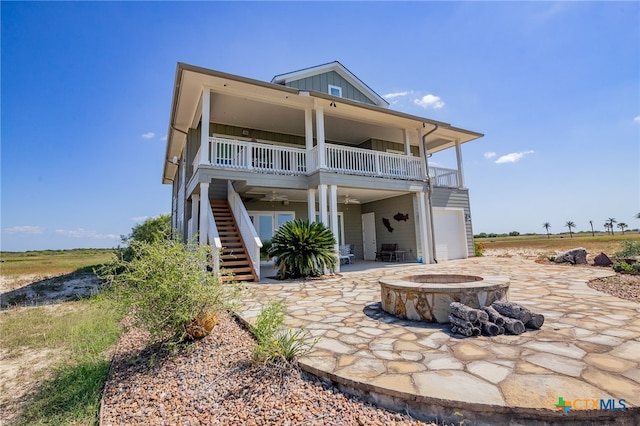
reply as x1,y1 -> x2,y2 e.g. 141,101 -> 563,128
433,208 -> 468,261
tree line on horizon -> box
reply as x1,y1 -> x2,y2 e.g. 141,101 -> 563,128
475,213 -> 640,239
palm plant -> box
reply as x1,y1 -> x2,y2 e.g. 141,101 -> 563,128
565,221 -> 576,238
268,219 -> 337,279
607,218 -> 617,235
617,222 -> 628,234
542,222 -> 552,239
636,213 -> 640,233
604,222 -> 612,235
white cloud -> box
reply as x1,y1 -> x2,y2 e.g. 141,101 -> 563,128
1,225 -> 44,235
161,135 -> 167,141
141,132 -> 155,139
484,152 -> 496,159
634,115 -> 640,123
383,91 -> 409,99
414,94 -> 444,109
495,150 -> 535,164
130,216 -> 149,222
55,228 -> 119,240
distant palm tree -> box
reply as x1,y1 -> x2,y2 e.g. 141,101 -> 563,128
607,218 -> 617,235
604,222 -> 612,235
617,222 -> 628,234
565,221 -> 576,238
542,222 -> 552,239
636,213 -> 640,233
589,220 -> 595,237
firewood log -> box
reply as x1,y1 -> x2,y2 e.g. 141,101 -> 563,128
449,302 -> 478,322
451,325 -> 473,337
479,319 -> 500,336
491,301 -> 532,324
502,317 -> 525,335
449,314 -> 474,329
481,305 -> 505,326
525,313 -> 545,329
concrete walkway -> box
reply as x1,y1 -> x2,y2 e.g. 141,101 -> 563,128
239,257 -> 640,424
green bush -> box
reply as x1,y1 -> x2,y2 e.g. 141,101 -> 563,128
613,241 -> 640,258
250,302 -> 316,364
612,261 -> 640,274
98,238 -> 238,343
120,215 -> 172,261
474,241 -> 485,257
268,219 -> 336,278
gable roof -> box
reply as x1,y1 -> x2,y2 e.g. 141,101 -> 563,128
271,61 -> 389,108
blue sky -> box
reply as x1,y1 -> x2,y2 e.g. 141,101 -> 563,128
2,1 -> 639,251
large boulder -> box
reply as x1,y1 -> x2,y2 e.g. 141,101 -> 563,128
593,252 -> 613,267
554,248 -> 588,265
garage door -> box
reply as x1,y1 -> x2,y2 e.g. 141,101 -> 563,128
433,208 -> 468,261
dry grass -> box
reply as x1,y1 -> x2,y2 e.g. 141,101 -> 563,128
478,233 -> 640,256
0,249 -> 115,278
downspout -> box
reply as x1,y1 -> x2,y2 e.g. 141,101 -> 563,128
422,125 -> 439,263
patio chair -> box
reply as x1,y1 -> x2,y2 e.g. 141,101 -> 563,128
339,245 -> 355,264
376,243 -> 397,262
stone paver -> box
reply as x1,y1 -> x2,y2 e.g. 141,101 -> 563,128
239,257 -> 640,423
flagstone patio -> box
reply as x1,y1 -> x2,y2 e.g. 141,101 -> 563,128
238,257 -> 640,425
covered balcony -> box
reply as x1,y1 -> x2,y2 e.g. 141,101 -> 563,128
198,136 -> 461,188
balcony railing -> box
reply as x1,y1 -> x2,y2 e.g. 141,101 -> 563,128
206,137 -> 458,186
429,166 -> 460,188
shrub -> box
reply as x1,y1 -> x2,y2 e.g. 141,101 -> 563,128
612,262 -> 634,274
509,231 -> 520,237
250,302 -> 316,363
120,215 -> 172,261
98,238 -> 238,343
613,241 -> 640,258
474,242 -> 484,257
268,219 -> 336,278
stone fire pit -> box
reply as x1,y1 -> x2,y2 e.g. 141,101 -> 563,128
380,274 -> 510,323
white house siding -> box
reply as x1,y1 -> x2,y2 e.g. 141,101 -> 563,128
430,187 -> 474,257
284,71 -> 376,106
361,194 -> 418,262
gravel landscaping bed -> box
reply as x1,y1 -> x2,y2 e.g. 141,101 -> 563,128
588,273 -> 640,303
101,311 -> 433,426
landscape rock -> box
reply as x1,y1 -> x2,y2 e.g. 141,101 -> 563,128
554,248 -> 587,265
593,252 -> 613,267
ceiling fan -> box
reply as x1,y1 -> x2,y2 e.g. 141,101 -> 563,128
342,194 -> 361,204
262,190 -> 288,201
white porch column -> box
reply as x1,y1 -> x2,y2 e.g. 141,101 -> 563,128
318,184 -> 328,226
307,188 -> 316,222
329,185 -> 339,273
316,107 -> 326,169
190,194 -> 200,240
418,191 -> 431,264
200,88 -> 210,165
455,139 -> 465,188
404,129 -> 411,156
305,108 -> 314,171
198,182 -> 209,245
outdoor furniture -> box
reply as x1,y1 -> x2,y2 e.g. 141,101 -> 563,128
339,245 -> 355,264
376,243 -> 398,262
394,250 -> 405,262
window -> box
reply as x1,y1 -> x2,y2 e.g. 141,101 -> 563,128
328,84 -> 342,97
248,211 -> 295,242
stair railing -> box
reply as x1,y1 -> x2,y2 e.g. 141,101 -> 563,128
227,181 -> 262,279
206,202 -> 222,273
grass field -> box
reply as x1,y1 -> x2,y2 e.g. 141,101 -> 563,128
0,249 -> 116,277
0,248 -> 122,425
476,233 -> 640,256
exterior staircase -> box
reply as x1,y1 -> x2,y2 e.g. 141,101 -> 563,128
210,200 -> 258,282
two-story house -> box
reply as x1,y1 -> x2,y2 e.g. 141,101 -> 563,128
163,61 -> 483,281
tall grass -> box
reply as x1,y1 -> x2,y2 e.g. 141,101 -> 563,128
1,297 -> 122,425
0,249 -> 115,277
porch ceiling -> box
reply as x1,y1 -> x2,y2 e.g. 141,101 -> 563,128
240,187 -> 406,205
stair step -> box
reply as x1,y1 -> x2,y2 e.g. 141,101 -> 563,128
222,260 -> 251,267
